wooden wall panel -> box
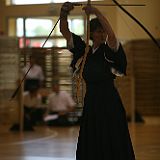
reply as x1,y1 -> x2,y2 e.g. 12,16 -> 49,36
116,40 -> 160,116
0,36 -> 20,124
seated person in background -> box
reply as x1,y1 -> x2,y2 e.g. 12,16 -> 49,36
23,85 -> 45,130
22,55 -> 44,91
45,83 -> 76,126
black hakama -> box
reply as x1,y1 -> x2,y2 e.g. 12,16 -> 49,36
70,33 -> 135,160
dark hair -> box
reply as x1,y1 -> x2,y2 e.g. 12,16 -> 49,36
90,18 -> 103,32
90,18 -> 103,40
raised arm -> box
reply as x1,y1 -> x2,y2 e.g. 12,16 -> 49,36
60,2 -> 74,42
82,5 -> 118,49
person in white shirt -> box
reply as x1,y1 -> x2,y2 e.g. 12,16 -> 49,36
46,83 -> 76,126
24,89 -> 42,109
23,85 -> 45,130
22,55 -> 44,91
10,85 -> 44,131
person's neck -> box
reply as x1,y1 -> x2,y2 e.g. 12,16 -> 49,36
93,43 -> 100,50
92,40 -> 102,49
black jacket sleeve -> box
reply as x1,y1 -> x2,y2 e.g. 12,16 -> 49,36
104,43 -> 127,75
69,33 -> 86,70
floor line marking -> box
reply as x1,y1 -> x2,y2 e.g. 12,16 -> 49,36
0,130 -> 58,146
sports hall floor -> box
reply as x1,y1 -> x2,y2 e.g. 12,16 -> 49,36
0,116 -> 160,160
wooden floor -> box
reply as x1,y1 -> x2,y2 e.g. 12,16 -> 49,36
0,117 -> 160,160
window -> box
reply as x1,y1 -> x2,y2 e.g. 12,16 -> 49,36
8,0 -> 52,5
17,18 -> 24,37
6,0 -> 89,5
25,18 -> 53,37
69,19 -> 84,35
8,16 -> 84,48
